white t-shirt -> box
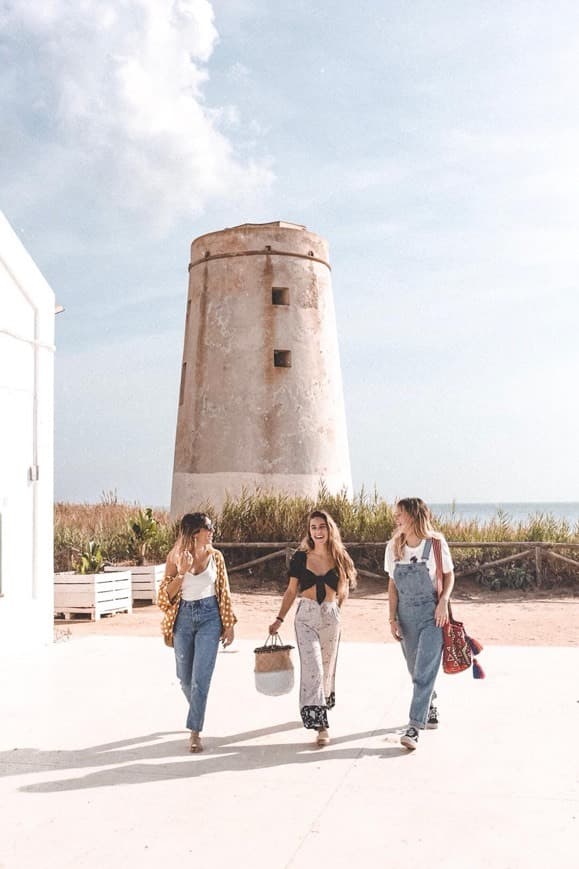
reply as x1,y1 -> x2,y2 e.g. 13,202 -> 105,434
384,536 -> 454,587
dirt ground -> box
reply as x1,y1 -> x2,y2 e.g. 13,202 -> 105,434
55,577 -> 579,647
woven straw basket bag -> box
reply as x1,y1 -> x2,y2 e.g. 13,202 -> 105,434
254,633 -> 295,696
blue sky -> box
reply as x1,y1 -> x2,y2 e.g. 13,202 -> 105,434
2,0 -> 578,505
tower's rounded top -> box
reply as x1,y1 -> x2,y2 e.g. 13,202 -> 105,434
190,221 -> 329,264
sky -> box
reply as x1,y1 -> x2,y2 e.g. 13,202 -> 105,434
1,0 -> 578,506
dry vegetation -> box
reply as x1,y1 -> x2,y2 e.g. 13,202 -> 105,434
54,493 -> 174,572
54,487 -> 579,591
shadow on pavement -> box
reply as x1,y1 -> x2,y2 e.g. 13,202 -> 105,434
3,722 -> 407,793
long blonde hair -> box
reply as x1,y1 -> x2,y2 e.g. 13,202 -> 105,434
393,497 -> 440,560
300,509 -> 357,594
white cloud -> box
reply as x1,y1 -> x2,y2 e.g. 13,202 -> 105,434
0,0 -> 273,228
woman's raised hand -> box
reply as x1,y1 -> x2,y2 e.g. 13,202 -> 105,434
176,549 -> 193,576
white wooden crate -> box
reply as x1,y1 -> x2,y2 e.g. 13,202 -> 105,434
54,570 -> 132,620
129,564 -> 165,603
105,564 -> 165,604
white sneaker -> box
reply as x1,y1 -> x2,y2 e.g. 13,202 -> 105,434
400,725 -> 419,750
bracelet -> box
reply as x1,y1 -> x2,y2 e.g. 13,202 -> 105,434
389,618 -> 397,622
275,615 -> 284,622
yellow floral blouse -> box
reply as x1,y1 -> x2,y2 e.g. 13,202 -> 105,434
158,547 -> 237,647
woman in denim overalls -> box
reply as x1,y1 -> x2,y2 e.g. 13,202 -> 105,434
384,498 -> 455,750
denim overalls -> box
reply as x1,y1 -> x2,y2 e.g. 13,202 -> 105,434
393,538 -> 443,728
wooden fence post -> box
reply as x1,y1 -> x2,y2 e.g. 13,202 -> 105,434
535,546 -> 543,588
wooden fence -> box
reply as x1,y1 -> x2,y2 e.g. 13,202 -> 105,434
218,541 -> 579,587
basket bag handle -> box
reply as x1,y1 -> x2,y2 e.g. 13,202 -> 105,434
432,537 -> 447,604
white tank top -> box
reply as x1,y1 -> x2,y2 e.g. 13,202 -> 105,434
181,555 -> 217,601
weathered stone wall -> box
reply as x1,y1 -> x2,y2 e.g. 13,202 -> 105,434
171,221 -> 352,515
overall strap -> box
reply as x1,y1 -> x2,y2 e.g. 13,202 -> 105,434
431,537 -> 444,598
421,538 -> 433,561
432,536 -> 457,622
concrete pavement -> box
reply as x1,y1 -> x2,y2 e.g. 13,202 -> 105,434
1,636 -> 577,868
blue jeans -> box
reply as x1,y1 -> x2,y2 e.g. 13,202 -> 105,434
394,552 -> 442,729
173,596 -> 222,732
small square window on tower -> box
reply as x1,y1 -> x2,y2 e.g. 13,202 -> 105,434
272,287 -> 290,306
274,350 -> 292,368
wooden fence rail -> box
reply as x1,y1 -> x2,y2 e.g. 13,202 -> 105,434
222,540 -> 579,587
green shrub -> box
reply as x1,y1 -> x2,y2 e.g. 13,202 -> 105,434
128,507 -> 159,565
74,540 -> 104,575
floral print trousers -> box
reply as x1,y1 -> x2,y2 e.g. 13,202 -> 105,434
294,598 -> 341,730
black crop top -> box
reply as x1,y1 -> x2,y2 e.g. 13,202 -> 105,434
288,550 -> 339,604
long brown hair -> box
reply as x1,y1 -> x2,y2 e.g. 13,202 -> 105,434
300,509 -> 357,593
393,497 -> 440,560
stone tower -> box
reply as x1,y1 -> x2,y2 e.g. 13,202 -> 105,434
170,221 -> 352,515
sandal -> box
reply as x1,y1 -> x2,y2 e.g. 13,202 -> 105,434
316,728 -> 330,747
189,732 -> 203,753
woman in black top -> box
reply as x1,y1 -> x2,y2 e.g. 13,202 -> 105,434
269,510 -> 356,746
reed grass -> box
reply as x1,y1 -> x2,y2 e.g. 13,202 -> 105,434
54,494 -> 174,572
54,487 -> 579,586
218,484 -> 396,542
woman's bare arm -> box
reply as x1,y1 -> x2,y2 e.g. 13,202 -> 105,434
388,577 -> 402,641
434,570 -> 454,627
269,577 -> 299,634
164,550 -> 191,602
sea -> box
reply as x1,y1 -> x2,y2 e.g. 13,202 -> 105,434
430,502 -> 579,526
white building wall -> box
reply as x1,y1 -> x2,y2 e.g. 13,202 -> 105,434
0,213 -> 55,648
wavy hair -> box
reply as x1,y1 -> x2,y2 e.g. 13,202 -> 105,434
393,497 -> 441,560
300,509 -> 357,593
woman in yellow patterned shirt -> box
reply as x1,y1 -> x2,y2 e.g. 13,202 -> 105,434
158,513 -> 237,753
